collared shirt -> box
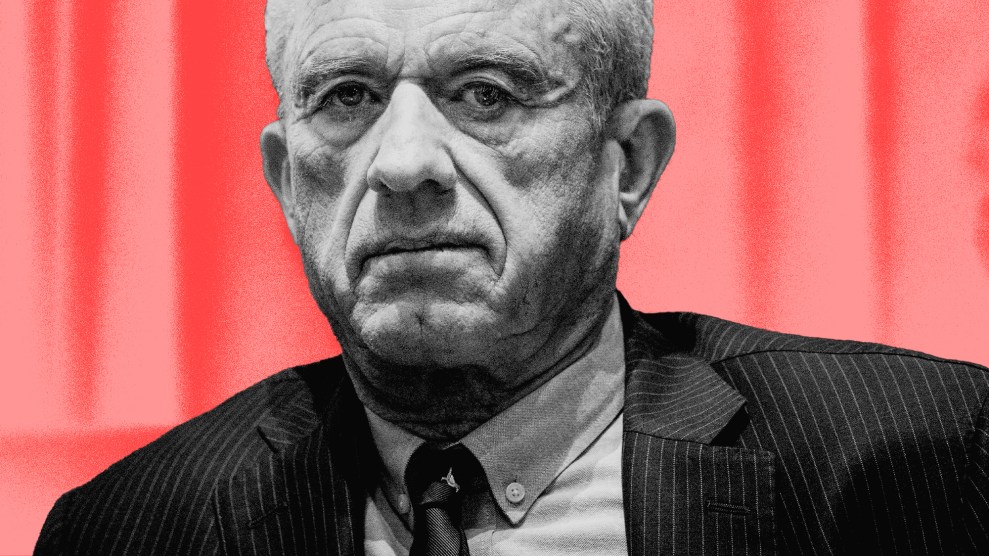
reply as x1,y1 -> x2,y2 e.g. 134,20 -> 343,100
363,297 -> 628,555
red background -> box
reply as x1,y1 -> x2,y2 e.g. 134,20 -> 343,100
2,1 -> 988,553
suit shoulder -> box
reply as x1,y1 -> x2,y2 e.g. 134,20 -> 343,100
644,310 -> 989,375
638,313 -> 989,553
641,311 -> 989,416
78,357 -> 346,488
38,357 -> 345,554
86,365 -> 308,481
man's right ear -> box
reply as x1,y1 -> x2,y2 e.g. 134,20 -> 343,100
260,121 -> 298,241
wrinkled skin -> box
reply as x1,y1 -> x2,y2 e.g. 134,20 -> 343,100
262,0 -> 674,439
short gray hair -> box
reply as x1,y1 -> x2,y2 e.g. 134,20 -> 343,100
565,0 -> 654,117
264,0 -> 653,121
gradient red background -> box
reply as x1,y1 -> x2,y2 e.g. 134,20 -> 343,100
2,1 -> 988,553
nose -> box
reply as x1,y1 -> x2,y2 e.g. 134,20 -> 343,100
366,82 -> 456,194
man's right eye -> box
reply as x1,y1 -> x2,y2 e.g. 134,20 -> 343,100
322,82 -> 374,108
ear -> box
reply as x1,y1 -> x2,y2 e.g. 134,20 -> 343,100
604,99 -> 676,239
260,120 -> 298,241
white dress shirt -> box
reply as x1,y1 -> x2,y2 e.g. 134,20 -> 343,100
363,297 -> 628,555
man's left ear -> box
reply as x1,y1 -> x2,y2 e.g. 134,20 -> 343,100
604,99 -> 675,239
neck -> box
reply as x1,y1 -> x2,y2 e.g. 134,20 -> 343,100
343,293 -> 618,441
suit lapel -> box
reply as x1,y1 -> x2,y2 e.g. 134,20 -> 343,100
213,359 -> 375,556
620,299 -> 777,555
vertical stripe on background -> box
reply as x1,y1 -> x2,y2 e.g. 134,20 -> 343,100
174,0 -> 337,419
1,1 -> 38,426
735,1 -> 874,340
875,2 -> 989,366
977,87 -> 989,279
95,0 -> 179,426
5,0 -> 91,429
736,0 -> 788,327
45,0 -> 78,423
864,0 -> 898,345
0,0 -> 68,429
174,0 -> 258,418
62,0 -> 116,425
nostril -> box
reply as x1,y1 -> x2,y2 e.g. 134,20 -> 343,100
367,176 -> 391,194
424,179 -> 454,195
369,179 -> 453,198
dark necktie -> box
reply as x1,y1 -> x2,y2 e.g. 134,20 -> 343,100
405,444 -> 476,556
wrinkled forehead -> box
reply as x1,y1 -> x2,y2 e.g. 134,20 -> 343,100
280,0 -> 585,93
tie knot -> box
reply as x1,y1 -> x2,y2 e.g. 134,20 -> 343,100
405,443 -> 478,506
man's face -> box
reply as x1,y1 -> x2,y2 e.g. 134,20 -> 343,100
270,0 -> 623,373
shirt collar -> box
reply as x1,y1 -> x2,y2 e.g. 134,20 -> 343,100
364,295 -> 625,525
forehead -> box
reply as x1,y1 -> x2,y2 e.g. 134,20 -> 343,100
284,0 -> 583,81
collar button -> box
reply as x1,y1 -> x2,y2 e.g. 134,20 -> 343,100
505,482 -> 526,504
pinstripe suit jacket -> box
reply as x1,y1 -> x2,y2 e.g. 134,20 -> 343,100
36,299 -> 989,555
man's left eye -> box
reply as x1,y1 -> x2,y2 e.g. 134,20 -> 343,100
459,82 -> 511,109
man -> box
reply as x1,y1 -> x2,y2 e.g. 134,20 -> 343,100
36,0 -> 989,554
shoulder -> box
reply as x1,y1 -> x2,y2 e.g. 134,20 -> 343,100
76,361 -> 330,492
640,310 -> 989,429
644,311 -> 989,392
36,357 -> 346,555
632,312 -> 989,551
642,310 -> 986,369
627,313 -> 989,553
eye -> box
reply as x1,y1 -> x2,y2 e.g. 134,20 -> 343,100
458,82 -> 512,110
322,82 -> 375,108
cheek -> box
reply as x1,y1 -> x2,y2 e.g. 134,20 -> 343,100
292,156 -> 339,246
503,129 -> 612,246
288,139 -> 362,285
497,145 -> 617,302
291,132 -> 353,204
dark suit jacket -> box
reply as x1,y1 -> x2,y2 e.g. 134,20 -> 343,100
36,300 -> 989,555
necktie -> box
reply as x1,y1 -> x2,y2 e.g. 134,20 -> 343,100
406,444 -> 475,556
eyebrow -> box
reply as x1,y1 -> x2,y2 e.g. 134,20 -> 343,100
446,49 -> 558,95
292,55 -> 383,108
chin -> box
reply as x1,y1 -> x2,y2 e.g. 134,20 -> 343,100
351,297 -> 500,367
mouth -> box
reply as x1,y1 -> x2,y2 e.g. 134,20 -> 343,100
375,239 -> 477,257
357,232 -> 488,276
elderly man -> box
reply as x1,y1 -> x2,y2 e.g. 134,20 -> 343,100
36,0 -> 989,554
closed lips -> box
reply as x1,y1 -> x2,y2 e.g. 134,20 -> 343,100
355,232 -> 488,276
376,239 -> 475,256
